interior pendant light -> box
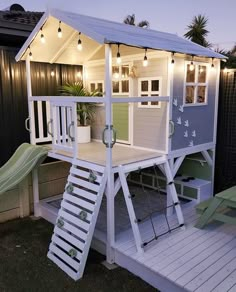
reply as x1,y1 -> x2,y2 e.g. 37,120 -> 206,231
189,55 -> 194,71
77,32 -> 82,51
211,57 -> 215,68
116,44 -> 121,64
28,46 -> 33,60
40,28 -> 45,44
143,48 -> 148,67
58,21 -> 62,38
171,52 -> 175,64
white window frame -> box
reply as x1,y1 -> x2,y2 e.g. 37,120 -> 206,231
112,64 -> 130,95
89,80 -> 104,95
138,77 -> 162,108
89,80 -> 104,106
183,61 -> 209,107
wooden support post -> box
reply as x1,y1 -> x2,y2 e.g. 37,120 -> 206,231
18,175 -> 30,218
166,158 -> 174,216
25,56 -> 35,144
163,161 -> 185,227
105,44 -> 115,263
114,174 -> 128,197
32,168 -> 41,217
119,166 -> 144,254
201,150 -> 213,167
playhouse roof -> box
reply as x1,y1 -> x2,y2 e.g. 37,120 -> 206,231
16,9 -> 226,63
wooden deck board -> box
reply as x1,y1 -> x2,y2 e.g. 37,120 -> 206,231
114,200 -> 236,292
47,141 -> 163,167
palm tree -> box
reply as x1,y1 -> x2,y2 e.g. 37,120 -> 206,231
123,14 -> 149,28
184,15 -> 211,48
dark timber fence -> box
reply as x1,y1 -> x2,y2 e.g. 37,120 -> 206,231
0,46 -> 82,166
215,69 -> 236,193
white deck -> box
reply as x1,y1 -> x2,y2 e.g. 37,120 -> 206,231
47,141 -> 164,167
39,184 -> 236,292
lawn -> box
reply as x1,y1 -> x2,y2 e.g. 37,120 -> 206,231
0,217 -> 155,292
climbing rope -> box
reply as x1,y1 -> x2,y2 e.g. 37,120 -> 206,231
134,165 -> 183,247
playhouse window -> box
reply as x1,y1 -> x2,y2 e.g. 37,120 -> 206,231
184,62 -> 208,105
138,78 -> 161,108
90,81 -> 104,95
112,65 -> 130,94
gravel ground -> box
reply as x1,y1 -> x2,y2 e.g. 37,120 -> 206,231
0,217 -> 156,292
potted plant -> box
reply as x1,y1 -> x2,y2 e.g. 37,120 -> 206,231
60,82 -> 100,143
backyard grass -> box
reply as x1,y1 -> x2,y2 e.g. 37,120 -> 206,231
0,217 -> 156,292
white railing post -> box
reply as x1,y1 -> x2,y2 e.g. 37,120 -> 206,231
72,102 -> 78,158
25,56 -> 36,144
105,44 -> 115,264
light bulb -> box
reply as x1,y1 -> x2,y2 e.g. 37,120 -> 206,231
29,51 -> 33,60
189,62 -> 194,71
40,33 -> 45,44
58,21 -> 62,38
77,40 -> 82,51
116,52 -> 121,64
143,56 -> 148,67
51,70 -> 55,77
114,72 -> 119,79
58,28 -> 62,38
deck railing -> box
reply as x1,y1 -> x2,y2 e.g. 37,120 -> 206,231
27,95 -> 170,158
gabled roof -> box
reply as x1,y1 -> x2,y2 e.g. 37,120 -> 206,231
16,9 -> 226,62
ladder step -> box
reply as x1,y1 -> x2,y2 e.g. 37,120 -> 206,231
71,166 -> 102,183
64,193 -> 95,212
69,175 -> 100,192
47,252 -> 80,281
54,226 -> 85,251
51,234 -> 82,261
49,243 -> 80,271
61,200 -> 93,222
72,185 -> 98,202
58,209 -> 90,232
58,217 -> 88,241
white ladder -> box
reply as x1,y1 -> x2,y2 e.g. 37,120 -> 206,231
47,159 -> 107,281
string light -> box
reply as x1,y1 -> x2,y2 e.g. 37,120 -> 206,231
116,44 -> 121,64
77,32 -> 82,51
143,48 -> 148,67
189,55 -> 194,71
58,21 -> 62,38
171,52 -> 175,64
40,28 -> 45,44
28,46 -> 33,60
211,57 -> 215,68
50,69 -> 55,77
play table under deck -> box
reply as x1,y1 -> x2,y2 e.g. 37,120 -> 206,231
196,186 -> 236,229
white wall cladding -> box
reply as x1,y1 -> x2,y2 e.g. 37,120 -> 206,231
132,58 -> 168,151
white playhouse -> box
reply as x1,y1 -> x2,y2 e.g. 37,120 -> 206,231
15,9 -> 229,292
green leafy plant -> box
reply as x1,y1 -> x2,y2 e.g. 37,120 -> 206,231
60,82 -> 101,126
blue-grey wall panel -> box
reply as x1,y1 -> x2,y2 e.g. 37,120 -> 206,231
171,57 -> 216,151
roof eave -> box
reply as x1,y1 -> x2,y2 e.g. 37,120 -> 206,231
15,11 -> 49,62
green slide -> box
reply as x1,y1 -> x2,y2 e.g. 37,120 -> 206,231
0,143 -> 48,195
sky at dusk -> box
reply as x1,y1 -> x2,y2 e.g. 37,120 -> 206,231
0,0 -> 235,50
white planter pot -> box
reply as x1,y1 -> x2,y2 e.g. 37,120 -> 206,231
77,125 -> 91,143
